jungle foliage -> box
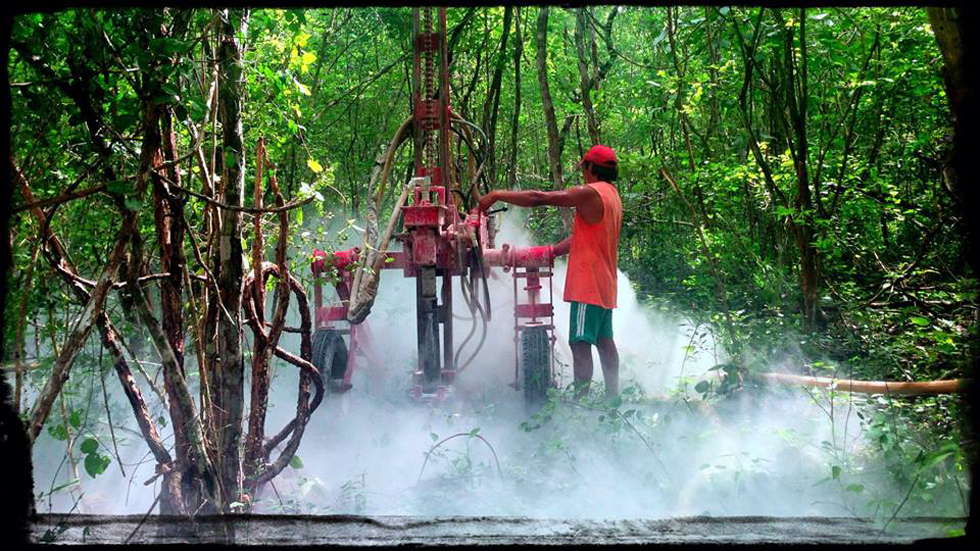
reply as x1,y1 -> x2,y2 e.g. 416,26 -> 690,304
4,7 -> 975,518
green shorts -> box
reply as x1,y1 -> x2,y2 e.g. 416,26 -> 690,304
569,301 -> 613,345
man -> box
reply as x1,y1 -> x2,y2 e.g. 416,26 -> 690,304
478,145 -> 623,399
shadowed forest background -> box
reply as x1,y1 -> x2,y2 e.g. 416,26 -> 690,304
3,6 -> 978,532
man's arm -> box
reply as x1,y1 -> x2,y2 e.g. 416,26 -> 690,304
477,186 -> 602,222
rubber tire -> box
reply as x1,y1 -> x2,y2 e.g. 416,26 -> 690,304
312,329 -> 348,391
521,326 -> 552,411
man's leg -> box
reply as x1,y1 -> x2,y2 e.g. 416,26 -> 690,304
570,341 -> 594,397
596,307 -> 618,399
597,337 -> 619,399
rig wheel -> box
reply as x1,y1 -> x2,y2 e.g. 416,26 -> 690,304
521,326 -> 552,411
312,329 -> 349,392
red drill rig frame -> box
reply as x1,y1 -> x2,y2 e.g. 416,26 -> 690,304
308,8 -> 557,407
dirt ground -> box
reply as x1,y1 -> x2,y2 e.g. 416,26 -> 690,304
32,513 -> 963,545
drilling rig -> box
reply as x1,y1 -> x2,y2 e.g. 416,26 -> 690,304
310,7 -> 557,407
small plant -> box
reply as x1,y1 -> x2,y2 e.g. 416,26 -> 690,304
417,428 -> 502,483
337,472 -> 368,513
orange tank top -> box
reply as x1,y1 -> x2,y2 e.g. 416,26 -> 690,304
563,182 -> 622,309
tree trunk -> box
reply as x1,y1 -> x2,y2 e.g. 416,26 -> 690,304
154,109 -> 188,373
508,7 -> 523,189
13,159 -> 183,513
535,7 -> 573,230
535,7 -> 563,191
927,7 -> 980,537
243,142 -> 293,486
482,6 -> 513,185
734,8 -> 822,333
27,221 -> 131,443
209,7 -> 250,509
778,9 -> 821,333
704,7 -> 721,141
575,8 -> 601,144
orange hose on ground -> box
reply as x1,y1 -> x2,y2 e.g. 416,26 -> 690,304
760,372 -> 968,395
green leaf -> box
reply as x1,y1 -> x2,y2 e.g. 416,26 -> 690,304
845,484 -> 864,493
107,179 -> 133,195
115,111 -> 139,131
694,380 -> 710,393
84,453 -> 110,478
831,465 -> 841,479
430,432 -> 439,442
918,444 -> 958,473
48,424 -> 68,441
173,104 -> 188,121
49,479 -> 80,494
289,455 -> 304,469
468,427 -> 480,437
69,409 -> 82,429
187,97 -> 207,120
775,205 -> 797,218
80,437 -> 99,455
149,37 -> 185,55
812,477 -> 831,487
911,316 -> 930,327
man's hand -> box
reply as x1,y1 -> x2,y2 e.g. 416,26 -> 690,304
552,236 -> 571,257
477,191 -> 498,213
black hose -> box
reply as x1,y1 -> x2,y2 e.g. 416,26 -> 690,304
473,230 -> 492,322
450,188 -> 470,211
450,119 -> 493,196
453,262 -> 480,370
460,285 -> 489,372
457,242 -> 491,372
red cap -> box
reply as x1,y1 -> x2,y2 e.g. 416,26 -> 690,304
576,145 -> 618,169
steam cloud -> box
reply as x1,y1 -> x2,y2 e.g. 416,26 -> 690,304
25,210 -> 940,522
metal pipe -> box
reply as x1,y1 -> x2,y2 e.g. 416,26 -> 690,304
482,245 -> 555,268
760,372 -> 969,395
